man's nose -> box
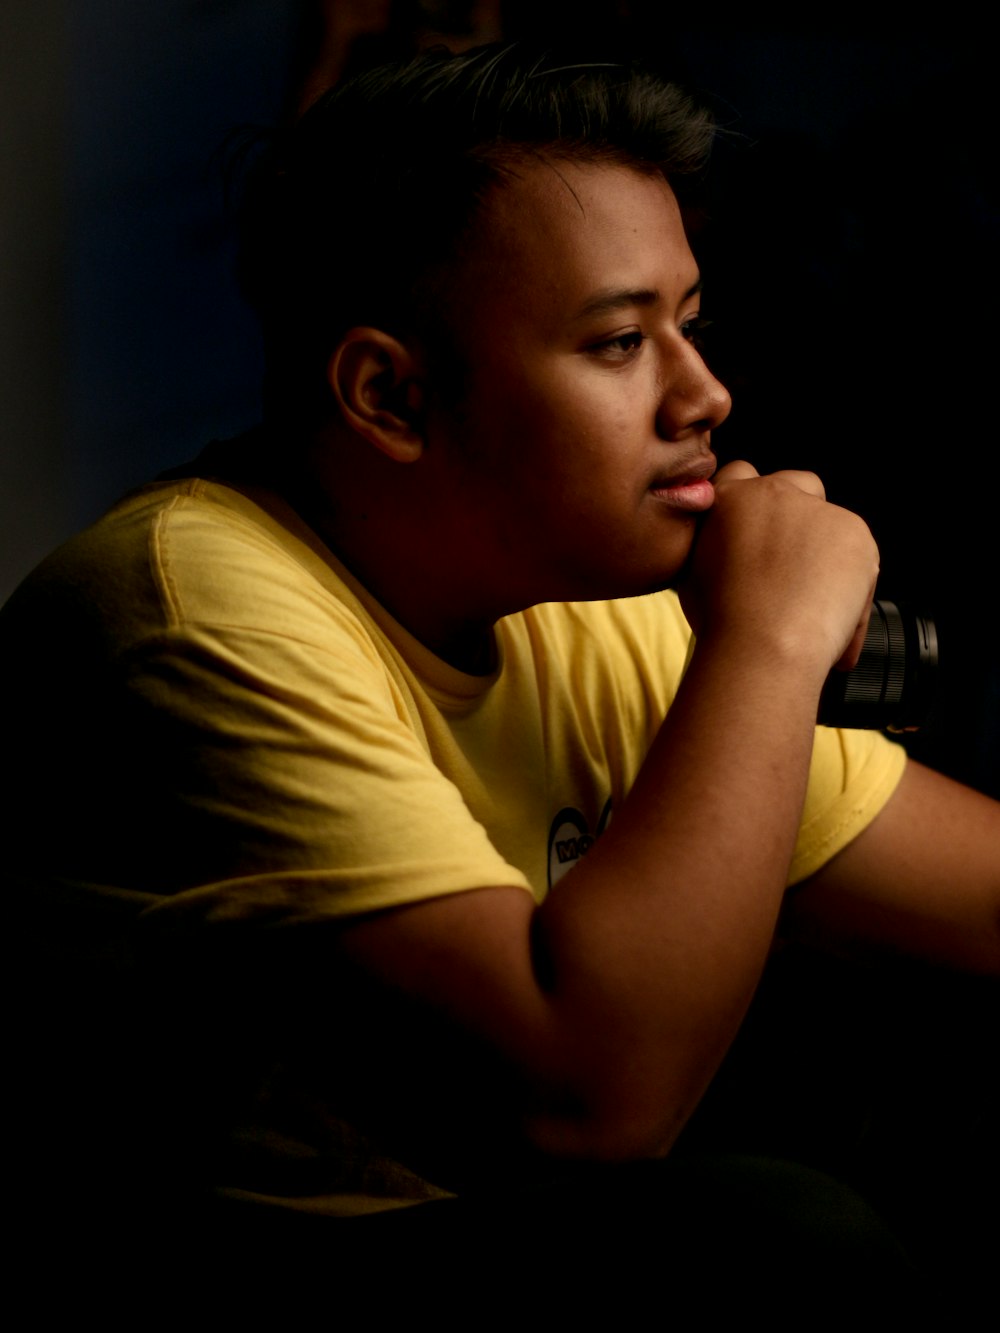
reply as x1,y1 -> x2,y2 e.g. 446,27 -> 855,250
657,343 -> 731,441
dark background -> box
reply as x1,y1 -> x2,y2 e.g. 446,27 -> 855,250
2,2 -> 996,794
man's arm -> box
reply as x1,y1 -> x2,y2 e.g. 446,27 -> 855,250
782,760 -> 1000,974
321,466 -> 887,1176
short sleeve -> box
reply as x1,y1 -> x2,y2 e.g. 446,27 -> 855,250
788,725 -> 907,884
86,488 -> 537,931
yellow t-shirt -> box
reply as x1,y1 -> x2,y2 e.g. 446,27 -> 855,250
4,475 -> 904,914
2,473 -> 906,1211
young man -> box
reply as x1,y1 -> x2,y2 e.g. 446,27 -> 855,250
5,43 -> 997,1303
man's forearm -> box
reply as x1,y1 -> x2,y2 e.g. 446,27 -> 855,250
527,625 -> 831,1157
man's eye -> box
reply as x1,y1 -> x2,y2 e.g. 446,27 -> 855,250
680,316 -> 712,350
592,331 -> 645,357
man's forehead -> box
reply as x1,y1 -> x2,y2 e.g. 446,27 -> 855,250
453,158 -> 693,312
478,156 -> 677,238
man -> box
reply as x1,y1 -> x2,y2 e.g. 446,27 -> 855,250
6,43 -> 996,1306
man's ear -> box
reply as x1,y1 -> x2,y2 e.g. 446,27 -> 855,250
328,328 -> 426,463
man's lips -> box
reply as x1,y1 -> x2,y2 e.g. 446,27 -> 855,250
649,454 -> 717,511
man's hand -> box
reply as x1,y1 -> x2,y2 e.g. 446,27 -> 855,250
680,459 -> 879,678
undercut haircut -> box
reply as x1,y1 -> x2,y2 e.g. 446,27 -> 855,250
240,42 -> 715,428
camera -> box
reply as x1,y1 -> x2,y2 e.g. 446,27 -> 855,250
817,600 -> 938,731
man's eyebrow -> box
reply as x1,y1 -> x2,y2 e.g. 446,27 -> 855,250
574,278 -> 703,321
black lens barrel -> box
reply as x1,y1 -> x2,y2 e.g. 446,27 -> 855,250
816,600 -> 938,731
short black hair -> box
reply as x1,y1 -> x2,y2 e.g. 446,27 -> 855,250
240,42 -> 714,427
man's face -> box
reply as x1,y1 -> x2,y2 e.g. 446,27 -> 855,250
425,159 -> 732,609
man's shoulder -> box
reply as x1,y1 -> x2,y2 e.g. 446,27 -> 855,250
3,470 -> 372,660
135,476 -> 346,632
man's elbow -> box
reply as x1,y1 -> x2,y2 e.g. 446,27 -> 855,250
519,1065 -> 707,1166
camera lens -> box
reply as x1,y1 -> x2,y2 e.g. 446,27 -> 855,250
817,600 -> 938,731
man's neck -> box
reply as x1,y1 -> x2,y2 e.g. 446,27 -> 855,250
276,439 -> 506,675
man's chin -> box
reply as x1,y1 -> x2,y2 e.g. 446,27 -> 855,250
568,570 -> 683,605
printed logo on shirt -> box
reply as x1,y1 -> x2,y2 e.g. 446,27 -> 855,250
547,797 -> 613,889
